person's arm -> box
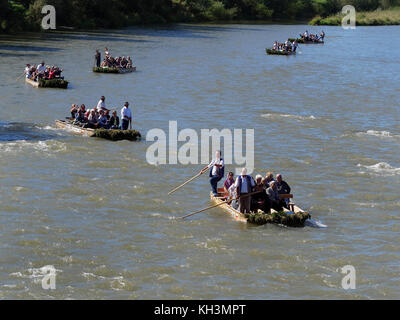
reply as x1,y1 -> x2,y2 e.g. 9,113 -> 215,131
286,182 -> 291,194
199,165 -> 209,175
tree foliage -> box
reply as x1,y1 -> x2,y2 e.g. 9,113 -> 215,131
1,0 -> 399,32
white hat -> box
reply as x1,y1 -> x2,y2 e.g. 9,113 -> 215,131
241,168 -> 247,176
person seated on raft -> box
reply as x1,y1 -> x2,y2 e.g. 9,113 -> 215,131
223,172 -> 235,196
70,104 -> 78,119
53,66 -> 64,79
266,181 -> 283,212
263,172 -> 275,187
127,56 -> 133,68
73,110 -> 86,126
251,174 -> 267,212
73,104 -> 87,125
97,110 -> 108,128
320,30 -> 325,40
276,173 -> 291,209
84,109 -> 99,129
228,183 -> 239,210
107,110 -> 120,129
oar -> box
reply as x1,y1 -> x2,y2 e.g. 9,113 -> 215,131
180,200 -> 230,220
16,72 -> 25,81
180,190 -> 264,220
168,170 -> 205,195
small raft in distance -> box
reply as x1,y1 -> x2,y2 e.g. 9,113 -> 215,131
92,66 -> 136,74
210,191 -> 310,227
266,48 -> 296,56
55,119 -> 141,141
25,78 -> 69,89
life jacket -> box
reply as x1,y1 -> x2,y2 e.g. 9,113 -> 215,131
236,175 -> 253,196
209,158 -> 224,178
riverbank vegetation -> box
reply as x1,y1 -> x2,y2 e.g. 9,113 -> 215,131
311,6 -> 400,25
1,0 -> 400,33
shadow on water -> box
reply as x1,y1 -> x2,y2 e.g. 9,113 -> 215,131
0,44 -> 61,52
0,122 -> 58,142
0,24 -> 265,45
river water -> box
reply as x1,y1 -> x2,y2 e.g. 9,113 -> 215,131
0,24 -> 399,299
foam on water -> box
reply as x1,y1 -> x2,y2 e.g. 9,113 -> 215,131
261,113 -> 316,121
0,139 -> 66,154
356,130 -> 397,139
357,162 -> 400,176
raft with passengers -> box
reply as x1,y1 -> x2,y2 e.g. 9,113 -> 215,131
266,39 -> 298,56
55,96 -> 141,141
171,151 -> 311,227
23,61 -> 68,88
289,30 -> 325,44
93,48 -> 136,73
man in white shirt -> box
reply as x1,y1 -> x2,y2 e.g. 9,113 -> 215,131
234,168 -> 255,213
199,150 -> 224,196
37,61 -> 46,73
96,96 -> 109,113
120,102 -> 132,130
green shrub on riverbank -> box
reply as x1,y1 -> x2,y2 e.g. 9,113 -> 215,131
310,7 -> 400,25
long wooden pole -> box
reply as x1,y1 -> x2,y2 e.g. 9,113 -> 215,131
180,200 -> 229,220
180,190 -> 264,220
168,170 -> 205,195
16,72 -> 25,81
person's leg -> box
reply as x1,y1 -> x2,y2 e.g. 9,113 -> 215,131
263,198 -> 271,214
245,197 -> 251,213
209,176 -> 218,196
238,197 -> 243,213
272,202 -> 283,212
122,119 -> 128,130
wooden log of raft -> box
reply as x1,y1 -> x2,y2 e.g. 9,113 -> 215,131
55,120 -> 141,141
25,78 -> 69,89
210,192 -> 310,227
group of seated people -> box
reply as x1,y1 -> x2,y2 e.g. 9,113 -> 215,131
222,169 -> 292,214
100,48 -> 133,69
69,96 -> 132,130
70,104 -> 120,130
300,30 -> 325,42
272,40 -> 298,52
25,61 -> 64,81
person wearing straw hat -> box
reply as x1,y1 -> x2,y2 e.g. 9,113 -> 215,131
234,168 -> 255,213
